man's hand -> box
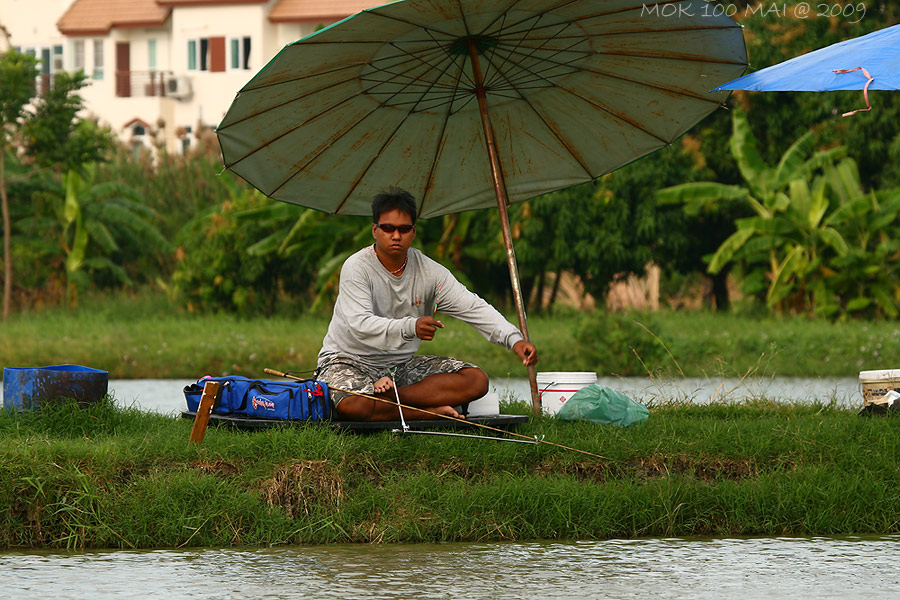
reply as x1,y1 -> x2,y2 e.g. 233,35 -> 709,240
416,316 -> 444,340
512,340 -> 538,366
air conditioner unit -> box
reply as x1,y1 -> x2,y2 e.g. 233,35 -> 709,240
165,76 -> 192,100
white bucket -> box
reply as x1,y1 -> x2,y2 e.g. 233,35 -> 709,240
859,369 -> 900,405
537,372 -> 598,416
467,392 -> 500,417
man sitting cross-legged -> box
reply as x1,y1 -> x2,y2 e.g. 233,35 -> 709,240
315,187 -> 538,421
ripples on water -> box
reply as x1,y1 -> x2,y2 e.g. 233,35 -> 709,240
2,536 -> 899,599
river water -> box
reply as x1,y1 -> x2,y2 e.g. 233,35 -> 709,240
2,377 -> 884,597
3,536 -> 899,599
0,375 -> 863,414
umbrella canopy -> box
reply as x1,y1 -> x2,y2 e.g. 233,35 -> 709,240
714,23 -> 900,93
217,0 -> 746,218
216,0 -> 747,410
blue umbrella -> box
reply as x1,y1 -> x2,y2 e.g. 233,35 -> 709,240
714,23 -> 900,115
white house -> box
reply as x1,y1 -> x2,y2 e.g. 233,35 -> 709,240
1,0 -> 378,153
1,1 -> 74,88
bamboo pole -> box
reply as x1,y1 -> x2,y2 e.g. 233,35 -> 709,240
467,39 -> 541,414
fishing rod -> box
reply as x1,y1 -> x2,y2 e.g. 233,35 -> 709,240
264,367 -> 629,463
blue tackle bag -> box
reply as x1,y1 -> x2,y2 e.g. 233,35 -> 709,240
184,376 -> 331,421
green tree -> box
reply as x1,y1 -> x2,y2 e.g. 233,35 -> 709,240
658,109 -> 899,317
0,49 -> 38,320
509,143 -> 719,310
236,201 -> 370,312
171,185 -> 358,316
23,70 -> 110,172
97,150 -> 240,241
0,50 -> 110,317
818,159 -> 900,318
707,110 -> 847,312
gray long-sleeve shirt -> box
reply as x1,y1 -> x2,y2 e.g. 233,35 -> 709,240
317,246 -> 524,369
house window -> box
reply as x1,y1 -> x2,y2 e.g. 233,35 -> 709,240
187,40 -> 197,70
52,45 -> 64,72
230,36 -> 251,70
93,39 -> 104,80
148,39 -> 157,70
188,38 -> 210,71
41,48 -> 51,75
38,48 -> 51,94
74,40 -> 85,70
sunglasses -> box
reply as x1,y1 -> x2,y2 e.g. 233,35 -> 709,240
375,223 -> 415,234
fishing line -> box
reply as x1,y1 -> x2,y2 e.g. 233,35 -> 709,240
393,430 -> 539,444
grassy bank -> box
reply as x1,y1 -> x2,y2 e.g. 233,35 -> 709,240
2,398 -> 899,549
0,291 -> 896,379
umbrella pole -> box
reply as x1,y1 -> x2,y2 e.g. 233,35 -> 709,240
467,41 -> 541,414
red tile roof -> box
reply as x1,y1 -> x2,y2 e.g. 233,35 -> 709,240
56,0 -> 387,36
156,1 -> 267,6
269,0 -> 380,23
57,0 -> 171,36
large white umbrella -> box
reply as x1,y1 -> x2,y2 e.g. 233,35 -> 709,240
216,0 -> 747,411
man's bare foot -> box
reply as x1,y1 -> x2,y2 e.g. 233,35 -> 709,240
373,376 -> 393,394
429,405 -> 463,419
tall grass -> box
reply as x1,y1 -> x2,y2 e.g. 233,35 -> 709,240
2,397 -> 899,549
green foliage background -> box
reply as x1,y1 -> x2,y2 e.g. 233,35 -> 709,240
5,8 -> 900,320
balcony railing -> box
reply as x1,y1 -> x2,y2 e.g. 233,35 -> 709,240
115,70 -> 176,98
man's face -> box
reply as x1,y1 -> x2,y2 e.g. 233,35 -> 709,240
372,208 -> 416,258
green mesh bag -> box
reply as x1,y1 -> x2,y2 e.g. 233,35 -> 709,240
556,384 -> 649,427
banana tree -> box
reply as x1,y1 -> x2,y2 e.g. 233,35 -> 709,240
818,159 -> 900,318
657,108 -> 848,313
235,199 -> 370,311
60,163 -> 172,304
721,173 -> 852,312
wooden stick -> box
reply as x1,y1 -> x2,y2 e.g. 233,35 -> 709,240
189,380 -> 220,444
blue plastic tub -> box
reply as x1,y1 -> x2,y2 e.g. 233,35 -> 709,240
2,365 -> 109,410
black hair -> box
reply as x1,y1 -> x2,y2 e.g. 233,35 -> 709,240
372,187 -> 417,224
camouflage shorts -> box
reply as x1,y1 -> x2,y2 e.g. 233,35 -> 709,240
316,355 -> 478,407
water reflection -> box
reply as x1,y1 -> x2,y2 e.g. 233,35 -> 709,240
0,376 -> 864,416
75,376 -> 873,415
2,536 -> 899,599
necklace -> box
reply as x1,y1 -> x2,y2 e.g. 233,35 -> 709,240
374,246 -> 407,276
